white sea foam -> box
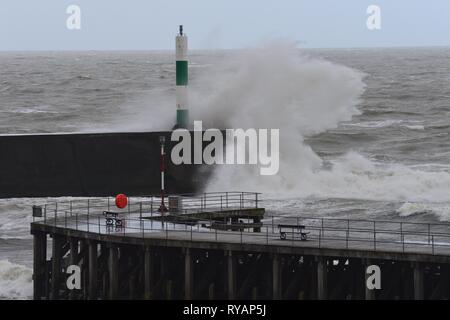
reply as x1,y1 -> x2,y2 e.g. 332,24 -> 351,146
396,202 -> 432,217
346,120 -> 404,128
0,259 -> 32,300
403,125 -> 425,130
395,202 -> 450,221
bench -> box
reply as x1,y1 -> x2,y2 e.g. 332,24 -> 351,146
278,224 -> 309,241
103,211 -> 124,228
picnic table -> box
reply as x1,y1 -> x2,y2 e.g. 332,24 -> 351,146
278,224 -> 309,241
103,211 -> 124,228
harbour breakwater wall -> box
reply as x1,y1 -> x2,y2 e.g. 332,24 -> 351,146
0,132 -> 212,198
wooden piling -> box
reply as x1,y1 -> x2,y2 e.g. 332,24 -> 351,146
50,234 -> 63,300
88,241 -> 98,299
109,246 -> 119,300
272,254 -> 281,299
144,246 -> 155,299
184,248 -> 194,299
413,262 -> 424,300
316,256 -> 327,300
32,232 -> 47,300
227,251 -> 235,300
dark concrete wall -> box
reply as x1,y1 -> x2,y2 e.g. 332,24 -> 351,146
0,132 -> 210,198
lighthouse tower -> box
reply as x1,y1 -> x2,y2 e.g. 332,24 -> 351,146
175,25 -> 189,128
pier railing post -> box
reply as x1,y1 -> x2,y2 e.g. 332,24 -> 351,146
87,199 -> 90,232
54,205 -> 57,227
291,227 -> 294,246
402,233 -> 405,252
319,226 -> 322,248
400,221 -> 403,242
346,225 -> 349,249
432,235 -> 435,255
226,192 -> 228,208
151,196 -> 153,213
321,218 -> 324,239
373,221 -> 376,251
240,192 -> 243,209
272,216 -> 274,233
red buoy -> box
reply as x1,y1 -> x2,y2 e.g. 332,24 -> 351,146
115,194 -> 128,209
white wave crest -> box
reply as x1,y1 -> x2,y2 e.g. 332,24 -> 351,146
0,259 -> 32,300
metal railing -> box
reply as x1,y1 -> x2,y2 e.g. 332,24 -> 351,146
35,192 -> 260,223
32,194 -> 450,256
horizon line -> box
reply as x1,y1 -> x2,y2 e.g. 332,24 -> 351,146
1,44 -> 450,53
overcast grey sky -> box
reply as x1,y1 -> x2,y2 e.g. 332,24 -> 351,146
1,0 -> 449,50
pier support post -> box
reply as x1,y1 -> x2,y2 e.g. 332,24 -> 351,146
365,259 -> 376,300
68,238 -> 78,300
413,262 -> 424,300
33,232 -> 47,300
69,238 -> 78,266
252,287 -> 258,300
316,256 -> 327,300
272,254 -> 281,299
166,280 -> 173,300
109,246 -> 119,300
208,283 -> 215,300
227,251 -> 236,300
88,241 -> 98,300
144,246 -> 155,299
51,234 -> 63,300
184,248 -> 194,300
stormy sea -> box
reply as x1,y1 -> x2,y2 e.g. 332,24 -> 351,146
1,46 -> 450,299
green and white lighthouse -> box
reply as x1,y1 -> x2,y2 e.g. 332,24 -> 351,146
175,25 -> 189,128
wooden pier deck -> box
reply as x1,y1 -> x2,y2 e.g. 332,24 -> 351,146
30,193 -> 450,300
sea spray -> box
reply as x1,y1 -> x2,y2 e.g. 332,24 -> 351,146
189,42 -> 366,195
112,42 -> 450,208
188,42 -> 450,206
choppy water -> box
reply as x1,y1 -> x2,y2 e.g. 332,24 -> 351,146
1,47 -> 450,299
